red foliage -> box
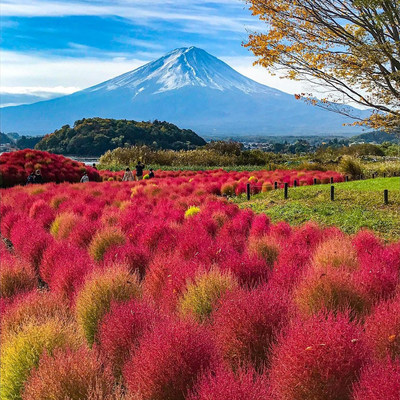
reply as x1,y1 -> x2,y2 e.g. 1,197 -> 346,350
0,149 -> 101,187
353,358 -> 400,400
269,313 -> 370,400
365,294 -> 400,359
98,299 -> 160,378
189,366 -> 270,400
212,285 -> 290,370
123,319 -> 219,400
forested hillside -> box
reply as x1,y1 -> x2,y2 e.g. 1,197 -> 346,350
35,118 -> 206,156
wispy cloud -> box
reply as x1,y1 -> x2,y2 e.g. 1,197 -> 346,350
1,0 -> 257,33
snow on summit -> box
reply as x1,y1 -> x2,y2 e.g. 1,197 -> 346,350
87,47 -> 274,95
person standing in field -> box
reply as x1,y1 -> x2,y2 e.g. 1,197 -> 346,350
122,167 -> 135,181
34,169 -> 43,184
135,161 -> 145,181
80,172 -> 89,183
26,171 -> 35,185
149,168 -> 155,179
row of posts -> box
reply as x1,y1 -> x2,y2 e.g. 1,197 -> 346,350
246,178 -> 393,205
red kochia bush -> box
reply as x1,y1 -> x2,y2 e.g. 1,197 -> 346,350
98,300 -> 160,378
352,358 -> 400,400
0,149 -> 101,187
22,347 -> 114,400
364,294 -> 400,359
188,367 -> 270,400
124,319 -> 218,400
269,312 -> 370,400
212,285 -> 290,370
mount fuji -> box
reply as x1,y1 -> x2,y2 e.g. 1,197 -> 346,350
0,47 -> 366,136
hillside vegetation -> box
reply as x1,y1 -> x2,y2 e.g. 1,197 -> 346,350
35,118 -> 206,156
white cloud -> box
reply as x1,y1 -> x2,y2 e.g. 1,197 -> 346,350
1,0 -> 257,33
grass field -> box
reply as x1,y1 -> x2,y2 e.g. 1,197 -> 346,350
235,177 -> 400,241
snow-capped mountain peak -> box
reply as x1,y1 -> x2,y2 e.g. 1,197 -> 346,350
87,47 -> 272,95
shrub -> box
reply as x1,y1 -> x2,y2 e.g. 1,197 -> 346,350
50,212 -> 80,239
0,319 -> 80,400
312,236 -> 358,272
212,285 -> 290,370
0,149 -> 101,187
22,347 -> 114,400
123,319 -> 218,400
352,358 -> 400,400
178,269 -> 238,322
98,300 -> 159,378
0,291 -> 72,341
339,156 -> 362,178
269,312 -> 369,400
293,269 -> 370,320
75,265 -> 141,345
88,228 -> 126,261
248,235 -> 280,266
184,206 -> 201,218
0,256 -> 36,299
188,367 -> 270,400
364,294 -> 400,359
28,199 -> 55,229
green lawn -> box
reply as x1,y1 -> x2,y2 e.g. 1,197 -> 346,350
234,177 -> 400,241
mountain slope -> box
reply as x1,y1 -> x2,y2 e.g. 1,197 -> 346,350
0,47 -> 367,136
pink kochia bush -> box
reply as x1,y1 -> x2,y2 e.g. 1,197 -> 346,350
189,366 -> 270,400
352,358 -> 400,400
269,312 -> 370,400
212,285 -> 290,370
123,319 -> 218,400
98,299 -> 160,378
22,347 -> 114,400
0,149 -> 100,187
0,169 -> 399,400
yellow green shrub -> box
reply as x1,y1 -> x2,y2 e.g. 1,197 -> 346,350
88,228 -> 126,261
184,206 -> 201,219
178,269 -> 238,322
0,319 -> 81,400
50,212 -> 80,239
75,265 -> 141,345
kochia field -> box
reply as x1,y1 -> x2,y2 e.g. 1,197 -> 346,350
1,169 -> 400,400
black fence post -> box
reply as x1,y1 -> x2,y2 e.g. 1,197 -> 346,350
384,173 -> 387,178
274,181 -> 278,190
246,183 -> 251,201
294,180 -> 298,188
330,177 -> 334,184
345,176 -> 349,182
313,178 -> 317,185
330,185 -> 335,201
384,189 -> 389,205
284,182 -> 288,199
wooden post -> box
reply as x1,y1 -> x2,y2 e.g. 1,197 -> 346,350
384,189 -> 389,205
246,183 -> 251,201
330,185 -> 335,201
313,178 -> 317,185
384,172 -> 387,178
330,177 -> 334,184
294,180 -> 297,188
284,182 -> 288,199
372,173 -> 375,179
345,175 -> 349,182
274,181 -> 278,190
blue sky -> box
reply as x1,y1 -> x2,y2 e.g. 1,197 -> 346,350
1,0 -> 308,106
